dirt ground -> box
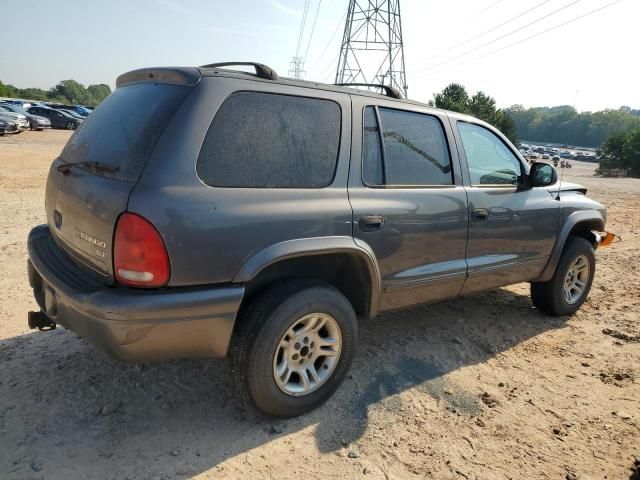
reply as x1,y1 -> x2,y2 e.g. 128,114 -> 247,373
1,130 -> 638,480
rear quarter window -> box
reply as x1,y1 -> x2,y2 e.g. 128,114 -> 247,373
197,91 -> 341,188
60,83 -> 191,182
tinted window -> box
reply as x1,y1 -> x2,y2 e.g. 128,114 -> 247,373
362,106 -> 384,185
197,92 -> 341,188
458,122 -> 522,185
60,83 -> 191,182
363,107 -> 452,186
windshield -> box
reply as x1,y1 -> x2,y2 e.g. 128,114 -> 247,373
60,82 -> 191,182
6,105 -> 28,115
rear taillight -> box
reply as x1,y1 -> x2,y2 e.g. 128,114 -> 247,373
114,213 -> 170,287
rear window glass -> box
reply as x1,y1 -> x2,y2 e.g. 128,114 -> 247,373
197,92 -> 341,188
60,83 -> 191,182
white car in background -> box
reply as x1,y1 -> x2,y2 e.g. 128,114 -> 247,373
0,110 -> 29,131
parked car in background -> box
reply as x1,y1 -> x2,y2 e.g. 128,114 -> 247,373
0,108 -> 29,131
75,105 -> 93,116
0,117 -> 19,134
47,103 -> 92,117
0,113 -> 26,132
56,108 -> 85,120
27,106 -> 83,130
0,104 -> 51,130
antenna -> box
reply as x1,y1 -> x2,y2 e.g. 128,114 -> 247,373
335,0 -> 408,98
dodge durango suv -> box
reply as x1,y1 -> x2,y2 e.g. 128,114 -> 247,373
27,62 -> 610,416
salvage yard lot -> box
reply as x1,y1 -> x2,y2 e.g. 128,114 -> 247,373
1,130 -> 638,479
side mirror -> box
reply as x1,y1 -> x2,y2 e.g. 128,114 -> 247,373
529,162 -> 558,187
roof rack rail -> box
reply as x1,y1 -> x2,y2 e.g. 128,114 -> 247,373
334,83 -> 403,100
199,62 -> 278,81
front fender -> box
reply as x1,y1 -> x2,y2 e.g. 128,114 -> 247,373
535,210 -> 605,282
232,236 -> 382,317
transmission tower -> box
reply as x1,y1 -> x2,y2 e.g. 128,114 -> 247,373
335,0 -> 408,97
289,56 -> 306,79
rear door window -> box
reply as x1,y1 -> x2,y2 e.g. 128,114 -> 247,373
362,106 -> 453,186
197,92 -> 341,188
60,83 -> 191,182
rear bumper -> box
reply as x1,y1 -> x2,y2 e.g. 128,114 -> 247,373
27,225 -> 244,362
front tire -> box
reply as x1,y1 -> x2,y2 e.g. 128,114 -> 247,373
531,236 -> 595,316
66,121 -> 76,130
231,281 -> 357,417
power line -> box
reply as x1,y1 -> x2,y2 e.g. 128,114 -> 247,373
417,0 -> 625,78
414,0 -> 553,65
295,0 -> 311,57
291,0 -> 312,79
411,0 -> 583,75
318,51 -> 341,82
312,8 -> 348,67
304,0 -> 323,61
475,0 -> 503,16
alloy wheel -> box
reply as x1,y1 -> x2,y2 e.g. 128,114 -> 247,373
272,313 -> 342,396
563,254 -> 590,304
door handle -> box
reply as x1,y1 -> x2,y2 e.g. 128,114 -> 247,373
471,208 -> 489,221
359,215 -> 385,231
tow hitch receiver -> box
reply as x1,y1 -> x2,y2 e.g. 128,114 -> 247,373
28,311 -> 56,331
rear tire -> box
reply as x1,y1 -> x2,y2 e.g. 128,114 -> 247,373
231,280 -> 357,417
531,236 -> 595,316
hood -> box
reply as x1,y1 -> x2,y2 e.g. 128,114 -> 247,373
547,181 -> 587,194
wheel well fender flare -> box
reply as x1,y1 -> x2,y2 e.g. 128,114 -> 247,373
536,210 -> 605,282
232,236 -> 382,317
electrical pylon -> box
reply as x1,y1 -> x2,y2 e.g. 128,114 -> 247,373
335,0 -> 408,97
289,56 -> 306,79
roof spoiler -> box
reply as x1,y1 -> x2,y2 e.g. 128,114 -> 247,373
116,67 -> 201,89
334,83 -> 403,99
199,62 -> 279,81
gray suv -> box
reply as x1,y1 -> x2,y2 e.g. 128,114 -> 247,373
27,62 -> 609,417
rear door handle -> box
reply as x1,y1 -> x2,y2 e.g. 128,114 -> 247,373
471,208 -> 489,221
359,215 -> 385,232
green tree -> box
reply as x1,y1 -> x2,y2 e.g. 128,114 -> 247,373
433,83 -> 470,113
50,79 -> 86,104
87,84 -> 112,104
623,128 -> 640,176
431,83 -> 518,144
1,78 -> 110,107
0,81 -> 17,98
597,126 -> 640,177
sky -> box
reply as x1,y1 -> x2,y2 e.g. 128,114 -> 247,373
1,0 -> 638,112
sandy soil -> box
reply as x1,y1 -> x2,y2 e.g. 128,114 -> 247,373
1,130 -> 639,480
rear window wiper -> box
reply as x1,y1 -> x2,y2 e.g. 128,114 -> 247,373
57,161 -> 119,176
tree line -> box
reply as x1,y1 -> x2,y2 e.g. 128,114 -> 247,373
429,83 -> 639,177
505,105 -> 640,149
0,79 -> 111,107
